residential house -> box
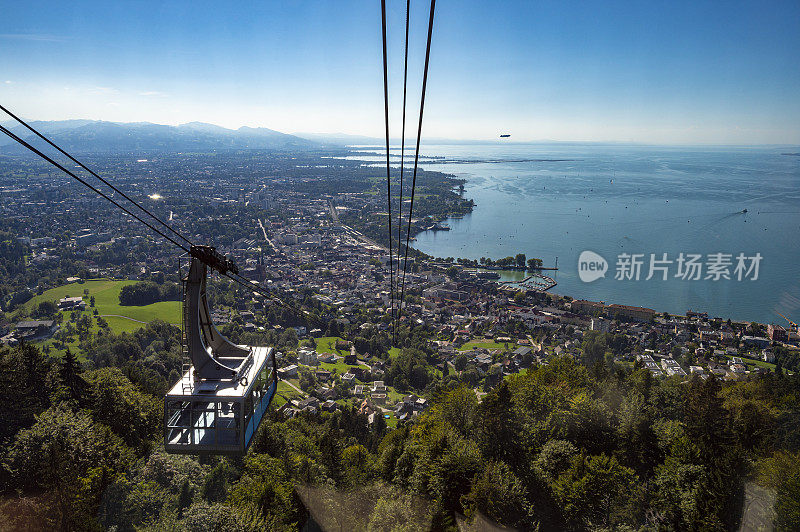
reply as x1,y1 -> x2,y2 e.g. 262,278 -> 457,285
768,324 -> 788,342
299,349 -> 319,366
58,296 -> 86,311
278,364 -> 298,378
14,320 -> 57,340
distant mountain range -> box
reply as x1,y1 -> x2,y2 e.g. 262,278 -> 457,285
0,120 -> 331,154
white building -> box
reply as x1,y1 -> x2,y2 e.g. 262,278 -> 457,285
299,349 -> 318,366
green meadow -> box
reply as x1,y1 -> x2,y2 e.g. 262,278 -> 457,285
18,279 -> 181,357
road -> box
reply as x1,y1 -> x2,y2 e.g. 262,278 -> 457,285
258,219 -> 279,254
325,198 -> 387,252
281,378 -> 306,397
447,359 -> 486,403
527,334 -> 542,350
327,199 -> 339,223
341,223 -> 386,251
99,314 -> 148,324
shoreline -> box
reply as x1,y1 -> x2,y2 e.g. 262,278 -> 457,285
382,146 -> 791,325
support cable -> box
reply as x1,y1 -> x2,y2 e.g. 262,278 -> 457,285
397,0 -> 435,330
380,0 -> 396,340
395,0 -> 411,344
0,104 -> 194,248
0,109 -> 330,335
0,124 -> 190,253
223,270 -> 326,329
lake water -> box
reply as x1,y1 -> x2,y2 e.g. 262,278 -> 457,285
356,143 -> 800,324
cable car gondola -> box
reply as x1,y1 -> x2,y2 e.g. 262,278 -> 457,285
1,0 -> 437,456
164,246 -> 278,455
0,109 -> 282,456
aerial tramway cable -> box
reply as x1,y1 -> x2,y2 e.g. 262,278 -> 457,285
395,0 -> 411,344
224,269 -> 326,329
0,110 -> 323,330
0,104 -> 194,249
397,0 -> 435,330
0,123 -> 191,254
380,0 -> 396,340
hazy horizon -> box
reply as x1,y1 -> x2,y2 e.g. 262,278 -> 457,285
2,1 -> 800,145
2,117 -> 800,148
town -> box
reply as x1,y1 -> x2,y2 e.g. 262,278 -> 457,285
2,149 -> 800,530
2,150 -> 798,425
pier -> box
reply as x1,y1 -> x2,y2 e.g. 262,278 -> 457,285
499,272 -> 557,292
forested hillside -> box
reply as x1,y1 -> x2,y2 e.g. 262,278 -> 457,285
1,323 -> 799,530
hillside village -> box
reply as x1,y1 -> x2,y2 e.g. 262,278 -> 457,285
2,151 -> 800,530
3,151 -> 798,413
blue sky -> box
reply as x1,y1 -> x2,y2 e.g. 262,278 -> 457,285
2,0 -> 799,144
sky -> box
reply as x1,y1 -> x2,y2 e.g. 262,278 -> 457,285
2,0 -> 799,144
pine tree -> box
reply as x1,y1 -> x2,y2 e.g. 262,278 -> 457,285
475,381 -> 521,468
60,347 -> 84,401
177,479 -> 193,518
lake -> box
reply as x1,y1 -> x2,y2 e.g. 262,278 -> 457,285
359,143 -> 800,324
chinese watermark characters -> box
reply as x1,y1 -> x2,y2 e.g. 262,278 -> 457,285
612,252 -> 762,281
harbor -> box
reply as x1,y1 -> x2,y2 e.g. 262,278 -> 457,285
498,272 -> 557,291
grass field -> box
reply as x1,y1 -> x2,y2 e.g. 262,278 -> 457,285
274,380 -> 305,407
316,336 -> 403,361
17,279 -> 181,358
314,336 -> 351,355
19,279 -> 181,334
319,361 -> 368,375
725,354 -> 776,371
459,339 -> 518,352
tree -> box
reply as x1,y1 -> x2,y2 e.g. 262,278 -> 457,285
298,367 -> 317,392
515,253 -> 526,268
0,343 -> 53,442
76,314 -> 93,341
177,479 -> 193,519
59,347 -> 86,402
367,487 -> 432,532
424,438 -> 483,515
82,368 -> 162,448
581,331 -> 607,366
527,257 -> 543,269
3,406 -> 130,529
461,461 -> 533,530
341,444 -> 375,488
757,451 -> 800,529
680,376 -> 741,528
553,453 -> 636,529
616,390 -> 661,475
202,462 -> 231,503
227,454 -> 294,526
34,300 -> 58,318
535,440 -> 578,480
118,281 -> 181,306
474,382 -> 521,467
326,320 -> 340,338
386,349 -> 432,390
